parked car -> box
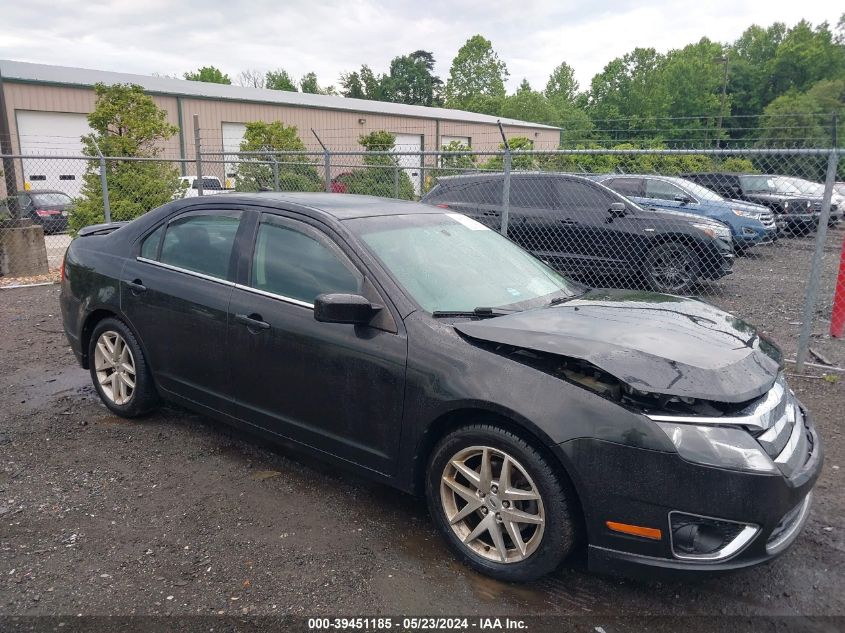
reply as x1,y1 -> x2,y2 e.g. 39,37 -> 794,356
681,173 -> 827,235
60,193 -> 821,582
422,173 -> 734,295
774,176 -> 843,226
592,174 -> 777,252
179,176 -> 231,197
14,190 -> 72,234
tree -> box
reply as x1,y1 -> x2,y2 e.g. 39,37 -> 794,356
265,69 -> 298,92
300,72 -> 337,95
70,83 -> 183,233
384,51 -> 444,106
233,121 -> 322,192
587,48 -> 669,142
438,140 -> 476,175
183,66 -> 231,84
445,35 -> 509,111
237,69 -> 265,88
545,62 -> 579,103
339,131 -> 414,200
339,65 -> 388,100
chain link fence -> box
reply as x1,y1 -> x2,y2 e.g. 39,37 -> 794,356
1,146 -> 843,371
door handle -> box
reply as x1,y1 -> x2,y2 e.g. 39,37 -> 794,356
482,210 -> 499,217
559,218 -> 577,225
127,279 -> 146,294
234,313 -> 271,331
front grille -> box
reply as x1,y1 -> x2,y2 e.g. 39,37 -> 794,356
748,380 -> 810,478
759,211 -> 776,228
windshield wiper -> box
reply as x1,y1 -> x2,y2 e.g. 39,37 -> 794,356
431,307 -> 515,318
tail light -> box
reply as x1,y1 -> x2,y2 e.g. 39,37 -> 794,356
436,204 -> 450,209
35,209 -> 60,217
60,254 -> 66,282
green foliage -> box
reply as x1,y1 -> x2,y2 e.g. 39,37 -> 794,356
445,35 -> 509,110
339,131 -> 414,200
479,137 -> 537,171
233,121 -> 322,193
183,66 -> 231,84
438,140 -> 476,175
300,72 -> 337,95
265,69 -> 298,92
718,157 -> 758,173
340,51 -> 444,106
339,65 -> 389,100
70,83 -> 183,235
545,62 -> 579,103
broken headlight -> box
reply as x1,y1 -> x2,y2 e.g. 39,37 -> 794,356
654,422 -> 777,473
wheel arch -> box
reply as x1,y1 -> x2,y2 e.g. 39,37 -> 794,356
79,307 -> 151,372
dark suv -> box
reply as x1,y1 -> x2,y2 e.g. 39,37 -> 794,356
422,173 -> 734,295
681,173 -> 829,235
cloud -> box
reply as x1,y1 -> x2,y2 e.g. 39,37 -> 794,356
0,0 -> 840,92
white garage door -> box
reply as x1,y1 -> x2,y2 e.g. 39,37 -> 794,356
440,135 -> 471,148
222,122 -> 248,188
392,133 -> 423,195
17,111 -> 92,198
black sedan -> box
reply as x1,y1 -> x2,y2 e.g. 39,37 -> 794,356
60,193 -> 821,582
16,189 -> 72,234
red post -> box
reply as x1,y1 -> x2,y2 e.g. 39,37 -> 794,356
831,232 -> 845,338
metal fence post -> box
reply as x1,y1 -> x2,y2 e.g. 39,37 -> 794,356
393,162 -> 400,199
91,138 -> 111,224
497,120 -> 512,236
501,151 -> 512,236
324,150 -> 332,193
192,114 -> 204,196
272,156 -> 280,192
795,147 -> 840,370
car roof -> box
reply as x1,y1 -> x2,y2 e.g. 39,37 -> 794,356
434,172 -> 597,184
183,192 -> 444,220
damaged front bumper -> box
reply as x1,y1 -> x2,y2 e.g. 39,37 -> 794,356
558,401 -> 822,578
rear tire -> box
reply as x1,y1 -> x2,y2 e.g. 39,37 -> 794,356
644,242 -> 699,294
426,424 -> 576,582
88,317 -> 160,418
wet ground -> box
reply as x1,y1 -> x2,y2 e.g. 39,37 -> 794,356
1,239 -> 844,623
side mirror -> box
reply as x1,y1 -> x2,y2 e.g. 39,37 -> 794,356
314,293 -> 381,325
673,194 -> 693,204
608,202 -> 627,217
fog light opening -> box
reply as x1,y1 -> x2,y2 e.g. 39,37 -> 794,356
669,512 -> 759,562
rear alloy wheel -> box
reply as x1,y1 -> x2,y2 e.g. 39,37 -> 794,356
94,330 -> 136,405
645,242 -> 699,294
88,317 -> 160,418
427,425 -> 576,582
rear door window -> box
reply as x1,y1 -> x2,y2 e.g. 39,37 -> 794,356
604,178 -> 644,197
509,178 -> 559,208
554,179 -> 618,213
250,215 -> 361,304
158,211 -> 241,280
645,179 -> 687,201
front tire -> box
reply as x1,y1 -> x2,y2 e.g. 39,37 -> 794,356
644,241 -> 699,294
426,424 -> 576,582
88,317 -> 160,417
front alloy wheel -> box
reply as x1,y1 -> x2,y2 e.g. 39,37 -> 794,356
427,425 -> 576,582
94,330 -> 136,405
440,446 -> 545,563
645,242 -> 699,294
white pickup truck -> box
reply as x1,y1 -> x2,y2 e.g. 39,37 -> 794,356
179,176 -> 235,197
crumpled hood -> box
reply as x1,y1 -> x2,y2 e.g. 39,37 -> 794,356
454,289 -> 782,403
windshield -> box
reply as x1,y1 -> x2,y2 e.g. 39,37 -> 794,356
31,192 -> 72,206
740,175 -> 802,194
665,177 -> 724,202
348,213 -> 579,313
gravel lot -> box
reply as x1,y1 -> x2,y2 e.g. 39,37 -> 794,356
1,230 -> 844,624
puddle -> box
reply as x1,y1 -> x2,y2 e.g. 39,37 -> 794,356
16,365 -> 90,412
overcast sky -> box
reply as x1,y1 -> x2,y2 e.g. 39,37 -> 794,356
0,0 -> 840,93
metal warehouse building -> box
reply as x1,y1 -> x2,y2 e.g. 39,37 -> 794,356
0,59 -> 559,197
